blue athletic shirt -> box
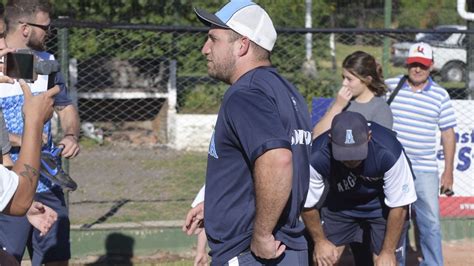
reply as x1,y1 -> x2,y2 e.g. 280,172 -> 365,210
204,66 -> 312,264
0,51 -> 72,193
305,122 -> 416,218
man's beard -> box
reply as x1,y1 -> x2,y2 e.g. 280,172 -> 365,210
208,56 -> 236,84
27,31 -> 46,51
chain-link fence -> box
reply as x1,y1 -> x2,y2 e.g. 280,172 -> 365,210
45,19 -> 474,219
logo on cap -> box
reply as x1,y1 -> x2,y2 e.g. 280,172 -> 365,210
330,112 -> 370,161
344,130 -> 355,144
416,46 -> 424,54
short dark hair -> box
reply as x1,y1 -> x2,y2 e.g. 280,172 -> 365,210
5,0 -> 52,33
228,30 -> 270,61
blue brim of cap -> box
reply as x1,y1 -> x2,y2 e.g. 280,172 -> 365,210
194,7 -> 229,28
332,142 -> 368,161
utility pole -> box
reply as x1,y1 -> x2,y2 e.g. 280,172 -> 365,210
467,0 -> 474,99
457,0 -> 474,99
302,0 -> 317,79
382,0 -> 392,77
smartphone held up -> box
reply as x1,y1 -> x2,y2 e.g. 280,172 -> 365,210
1,49 -> 60,82
4,49 -> 36,81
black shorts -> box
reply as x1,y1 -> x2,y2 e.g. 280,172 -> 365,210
320,207 -> 408,261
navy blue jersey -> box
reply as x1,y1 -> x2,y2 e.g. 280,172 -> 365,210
306,122 -> 416,218
204,66 -> 312,264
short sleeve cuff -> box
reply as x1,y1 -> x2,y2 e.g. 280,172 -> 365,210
191,185 -> 205,208
440,124 -> 456,131
250,139 -> 291,164
0,165 -> 19,211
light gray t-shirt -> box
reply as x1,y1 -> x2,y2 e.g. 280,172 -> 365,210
346,96 -> 393,129
0,110 -> 11,155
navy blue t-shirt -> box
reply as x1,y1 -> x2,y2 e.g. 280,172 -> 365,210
53,71 -> 73,106
311,122 -> 413,218
204,66 -> 312,264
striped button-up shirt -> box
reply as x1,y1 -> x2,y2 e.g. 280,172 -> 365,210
386,76 -> 456,173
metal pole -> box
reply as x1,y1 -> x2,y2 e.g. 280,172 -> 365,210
383,0 -> 392,77
305,0 -> 312,61
57,16 -> 71,208
467,1 -> 474,99
302,0 -> 317,78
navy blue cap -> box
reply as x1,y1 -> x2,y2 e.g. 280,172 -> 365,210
330,111 -> 370,161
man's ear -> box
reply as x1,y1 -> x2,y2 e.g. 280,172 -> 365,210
237,36 -> 250,56
21,24 -> 30,38
429,64 -> 434,72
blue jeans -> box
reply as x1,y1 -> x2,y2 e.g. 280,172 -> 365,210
412,170 -> 443,266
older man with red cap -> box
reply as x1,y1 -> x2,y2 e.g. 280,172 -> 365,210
386,42 -> 457,266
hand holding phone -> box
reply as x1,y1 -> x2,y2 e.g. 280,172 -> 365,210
0,47 -> 16,84
3,50 -> 37,82
440,186 -> 454,197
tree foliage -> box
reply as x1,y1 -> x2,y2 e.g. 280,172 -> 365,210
397,0 -> 464,28
1,0 -> 462,110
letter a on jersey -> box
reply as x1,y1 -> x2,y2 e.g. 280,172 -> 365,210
344,129 -> 355,144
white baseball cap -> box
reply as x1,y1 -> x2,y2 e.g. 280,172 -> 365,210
194,0 -> 277,52
406,42 -> 433,67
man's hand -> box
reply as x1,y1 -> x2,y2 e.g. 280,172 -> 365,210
56,104 -> 81,158
250,233 -> 286,260
0,48 -> 16,84
183,202 -> 204,235
58,135 -> 80,158
314,238 -> 339,266
20,81 -> 60,125
194,252 -> 209,266
374,250 -> 397,266
440,170 -> 454,195
26,201 -> 58,237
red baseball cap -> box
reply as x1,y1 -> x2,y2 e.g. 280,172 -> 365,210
406,42 -> 433,67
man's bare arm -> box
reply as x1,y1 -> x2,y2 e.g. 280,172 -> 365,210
440,128 -> 456,192
56,104 -> 81,158
2,82 -> 59,216
302,207 -> 340,265
251,148 -> 292,258
376,206 -> 407,264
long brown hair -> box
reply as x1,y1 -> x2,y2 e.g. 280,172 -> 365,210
342,51 -> 386,96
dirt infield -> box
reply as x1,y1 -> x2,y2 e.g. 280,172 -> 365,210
337,240 -> 474,265
65,239 -> 474,265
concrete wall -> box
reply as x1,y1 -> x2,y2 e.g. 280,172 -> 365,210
169,114 -> 217,151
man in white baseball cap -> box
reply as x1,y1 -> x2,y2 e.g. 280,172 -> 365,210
194,0 -> 277,53
183,1 -> 312,265
406,42 -> 433,67
385,42 -> 457,265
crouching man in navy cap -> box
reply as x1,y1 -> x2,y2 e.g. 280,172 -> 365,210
302,111 -> 417,266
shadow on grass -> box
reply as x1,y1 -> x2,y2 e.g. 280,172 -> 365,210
80,199 -> 131,229
86,232 -> 134,266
